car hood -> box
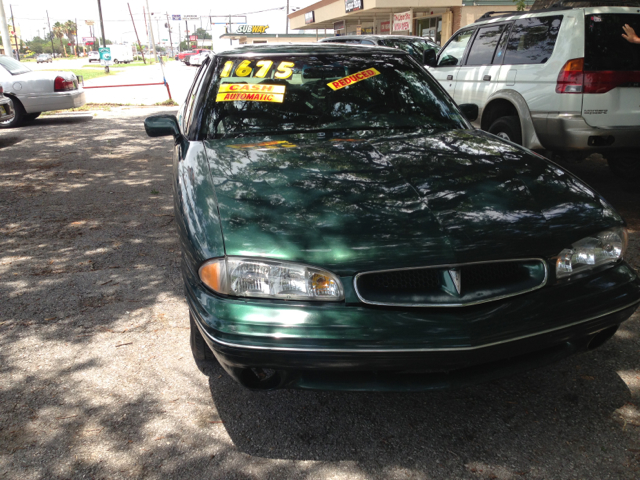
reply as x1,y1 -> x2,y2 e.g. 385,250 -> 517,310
203,129 -> 622,275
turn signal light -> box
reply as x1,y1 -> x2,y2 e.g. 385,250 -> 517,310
556,58 -> 584,94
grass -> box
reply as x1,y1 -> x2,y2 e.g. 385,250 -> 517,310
45,68 -> 112,81
154,99 -> 178,106
81,60 -> 154,68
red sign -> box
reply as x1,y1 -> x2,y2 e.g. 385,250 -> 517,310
380,21 -> 390,34
189,35 -> 197,41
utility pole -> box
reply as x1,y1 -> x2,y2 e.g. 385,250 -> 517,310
193,23 -> 196,49
46,10 -> 54,55
185,20 -> 189,49
145,0 -> 156,59
74,17 -> 78,56
0,0 -> 13,59
129,3 -> 146,64
97,0 -> 106,48
9,4 -> 18,60
165,13 -> 173,57
285,0 -> 289,35
143,6 -> 150,53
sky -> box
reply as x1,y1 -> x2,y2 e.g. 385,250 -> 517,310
7,0 -> 319,51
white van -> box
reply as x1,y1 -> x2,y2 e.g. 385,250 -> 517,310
108,45 -> 134,64
427,5 -> 640,178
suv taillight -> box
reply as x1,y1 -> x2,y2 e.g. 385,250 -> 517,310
556,58 -> 584,94
557,57 -> 640,94
54,76 -> 76,92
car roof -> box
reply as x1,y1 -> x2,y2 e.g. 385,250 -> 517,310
216,43 -> 406,57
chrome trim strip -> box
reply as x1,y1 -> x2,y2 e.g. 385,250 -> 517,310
195,298 -> 640,353
353,258 -> 549,307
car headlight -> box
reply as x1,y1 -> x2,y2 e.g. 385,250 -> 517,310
556,227 -> 628,279
199,257 -> 344,301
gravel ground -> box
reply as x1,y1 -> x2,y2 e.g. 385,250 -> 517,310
0,110 -> 639,480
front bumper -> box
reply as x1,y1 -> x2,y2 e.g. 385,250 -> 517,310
185,261 -> 640,390
532,113 -> 640,153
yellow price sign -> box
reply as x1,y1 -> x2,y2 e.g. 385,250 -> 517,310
216,83 -> 286,103
327,68 -> 381,91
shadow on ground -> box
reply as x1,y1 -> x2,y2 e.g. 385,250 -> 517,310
1,116 -> 639,479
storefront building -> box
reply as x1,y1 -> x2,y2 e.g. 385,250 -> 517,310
289,0 -> 532,45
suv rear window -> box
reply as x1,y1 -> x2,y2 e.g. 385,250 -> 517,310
585,13 -> 640,71
503,15 -> 563,65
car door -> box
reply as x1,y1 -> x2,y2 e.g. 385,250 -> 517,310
428,28 -> 475,98
454,23 -> 511,125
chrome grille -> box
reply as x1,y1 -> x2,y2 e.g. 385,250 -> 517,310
354,259 -> 548,307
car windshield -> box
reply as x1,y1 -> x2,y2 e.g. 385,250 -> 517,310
378,38 -> 440,61
0,56 -> 31,75
199,53 -> 466,139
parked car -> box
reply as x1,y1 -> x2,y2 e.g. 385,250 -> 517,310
88,51 -> 100,63
189,50 -> 212,67
0,85 -> 15,123
0,55 -> 86,128
144,43 -> 639,391
321,35 -> 440,64
36,53 -> 53,64
179,49 -> 208,64
426,5 -> 640,178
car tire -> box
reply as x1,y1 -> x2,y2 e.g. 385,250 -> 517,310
0,96 -> 25,129
607,156 -> 640,180
24,112 -> 41,122
488,116 -> 522,145
190,312 -> 215,362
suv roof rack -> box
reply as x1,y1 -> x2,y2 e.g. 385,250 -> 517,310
478,1 -> 640,19
475,10 -> 542,22
532,0 -> 640,10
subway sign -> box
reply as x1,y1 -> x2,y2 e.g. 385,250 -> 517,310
236,25 -> 270,34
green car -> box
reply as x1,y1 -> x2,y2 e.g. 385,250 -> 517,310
145,44 -> 639,391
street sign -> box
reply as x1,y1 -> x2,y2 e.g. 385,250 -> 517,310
85,20 -> 95,26
99,47 -> 112,66
183,15 -> 199,20
172,14 -> 181,21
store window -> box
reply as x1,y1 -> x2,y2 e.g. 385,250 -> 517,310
416,17 -> 442,44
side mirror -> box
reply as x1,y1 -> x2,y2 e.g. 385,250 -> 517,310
144,114 -> 180,138
458,104 -> 479,122
423,49 -> 437,67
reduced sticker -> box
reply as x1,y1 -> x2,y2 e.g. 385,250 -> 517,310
216,83 -> 286,103
327,68 -> 381,91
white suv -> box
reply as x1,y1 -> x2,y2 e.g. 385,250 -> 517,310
427,5 -> 640,178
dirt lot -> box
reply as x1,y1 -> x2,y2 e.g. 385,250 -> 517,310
1,110 -> 639,480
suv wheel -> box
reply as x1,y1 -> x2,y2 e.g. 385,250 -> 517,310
607,156 -> 640,180
488,116 -> 522,145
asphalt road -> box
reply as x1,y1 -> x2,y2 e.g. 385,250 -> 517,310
0,109 -> 639,479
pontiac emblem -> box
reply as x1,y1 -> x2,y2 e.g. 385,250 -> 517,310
448,268 -> 462,295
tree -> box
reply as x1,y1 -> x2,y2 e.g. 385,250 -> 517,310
512,0 -> 527,11
64,20 -> 77,56
53,22 -> 66,57
195,27 -> 211,40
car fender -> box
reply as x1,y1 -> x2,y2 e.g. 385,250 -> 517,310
174,141 -> 226,271
483,90 -> 544,151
